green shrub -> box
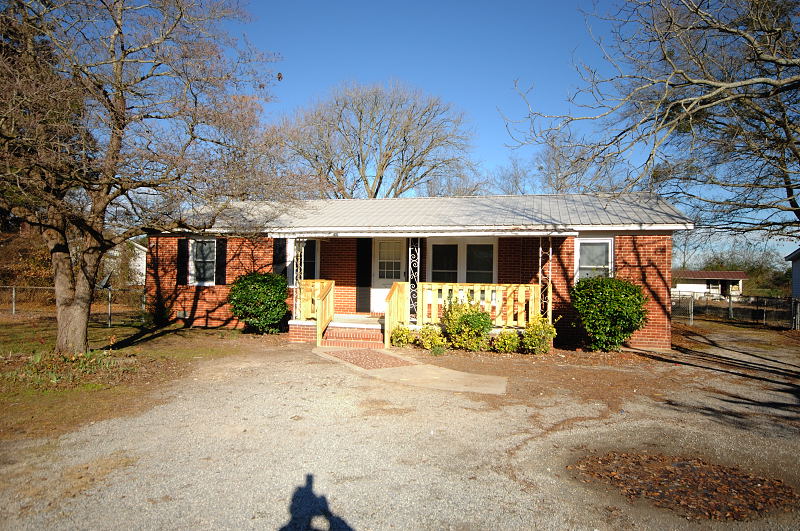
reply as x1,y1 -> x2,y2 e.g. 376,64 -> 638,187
520,314 -> 557,355
227,272 -> 288,333
492,329 -> 521,353
570,276 -> 648,351
417,325 -> 449,353
390,326 -> 415,347
441,298 -> 492,351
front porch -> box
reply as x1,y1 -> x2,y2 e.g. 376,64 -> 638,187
289,279 -> 548,347
285,234 -> 557,347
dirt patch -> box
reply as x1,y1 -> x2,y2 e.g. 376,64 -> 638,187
327,349 -> 416,370
0,317 -> 292,440
568,451 -> 800,521
7,450 -> 136,514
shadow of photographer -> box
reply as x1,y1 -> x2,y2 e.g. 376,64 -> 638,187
279,474 -> 354,531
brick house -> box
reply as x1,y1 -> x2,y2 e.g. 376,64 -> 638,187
146,193 -> 692,349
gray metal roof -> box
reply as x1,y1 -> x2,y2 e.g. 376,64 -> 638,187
215,193 -> 693,236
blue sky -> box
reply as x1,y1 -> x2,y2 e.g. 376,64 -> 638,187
244,0 -> 603,173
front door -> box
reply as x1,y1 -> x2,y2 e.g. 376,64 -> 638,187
371,239 -> 405,313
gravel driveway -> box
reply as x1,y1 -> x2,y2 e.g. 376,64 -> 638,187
1,322 -> 799,530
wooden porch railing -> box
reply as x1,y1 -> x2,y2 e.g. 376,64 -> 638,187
417,282 -> 542,328
300,279 -> 335,346
384,282 -> 409,348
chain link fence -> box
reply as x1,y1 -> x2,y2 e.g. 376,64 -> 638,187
671,291 -> 800,329
0,285 -> 146,326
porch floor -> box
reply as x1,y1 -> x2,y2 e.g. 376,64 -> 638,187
329,314 -> 384,329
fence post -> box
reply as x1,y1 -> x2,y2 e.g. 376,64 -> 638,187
11,286 -> 16,315
728,295 -> 733,320
107,288 -> 112,328
688,296 -> 694,326
795,300 -> 800,330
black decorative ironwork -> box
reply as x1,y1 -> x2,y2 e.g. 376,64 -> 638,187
408,237 -> 420,317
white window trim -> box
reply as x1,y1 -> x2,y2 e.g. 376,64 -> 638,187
574,237 -> 614,283
426,237 -> 498,284
189,238 -> 216,286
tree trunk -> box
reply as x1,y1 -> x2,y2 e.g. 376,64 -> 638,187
44,224 -> 102,354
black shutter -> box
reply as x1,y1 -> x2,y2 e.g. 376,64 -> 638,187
215,238 -> 227,285
356,238 -> 372,312
273,238 -> 287,275
176,238 -> 189,286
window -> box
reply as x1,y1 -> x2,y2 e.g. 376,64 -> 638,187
428,239 -> 496,283
190,239 -> 216,285
378,240 -> 402,279
303,239 -> 318,280
431,244 -> 458,282
273,238 -> 287,275
466,244 -> 493,283
575,238 -> 612,280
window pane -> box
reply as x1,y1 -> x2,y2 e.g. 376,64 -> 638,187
467,245 -> 492,272
432,270 -> 458,283
578,267 -> 608,280
579,242 -> 609,268
195,260 -> 215,282
195,240 -> 215,261
432,245 -> 458,271
304,240 -> 317,280
466,270 -> 493,283
379,241 -> 401,261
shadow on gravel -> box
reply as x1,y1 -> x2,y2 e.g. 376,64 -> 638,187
630,341 -> 800,435
280,474 -> 354,531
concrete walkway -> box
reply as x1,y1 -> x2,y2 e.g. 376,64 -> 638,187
313,347 -> 507,395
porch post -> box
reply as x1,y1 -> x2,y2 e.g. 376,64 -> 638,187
538,236 -> 553,323
293,239 -> 305,318
408,237 -> 420,319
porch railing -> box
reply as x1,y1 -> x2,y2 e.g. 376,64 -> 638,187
300,279 -> 335,346
384,282 -> 409,348
417,282 -> 542,328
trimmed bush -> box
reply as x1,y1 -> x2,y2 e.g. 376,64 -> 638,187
570,276 -> 648,351
441,298 -> 492,351
520,314 -> 557,355
227,272 -> 288,333
492,329 -> 520,353
390,326 -> 415,347
417,325 -> 449,354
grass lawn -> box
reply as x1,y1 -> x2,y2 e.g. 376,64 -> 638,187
0,313 -> 284,440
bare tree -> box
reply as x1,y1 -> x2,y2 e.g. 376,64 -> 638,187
515,0 -> 800,237
282,82 -> 474,198
0,1 -> 279,353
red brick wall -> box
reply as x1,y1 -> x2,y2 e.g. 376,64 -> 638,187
614,234 -> 672,349
146,235 -> 279,327
319,238 -> 358,313
496,235 -> 671,349
148,233 -> 673,347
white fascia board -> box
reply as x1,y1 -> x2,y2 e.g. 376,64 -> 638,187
267,230 -> 579,238
193,222 -> 694,237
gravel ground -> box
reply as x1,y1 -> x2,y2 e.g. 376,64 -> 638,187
1,328 -> 799,530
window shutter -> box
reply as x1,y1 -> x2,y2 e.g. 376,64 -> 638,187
176,238 -> 189,286
215,238 -> 227,285
273,238 -> 287,275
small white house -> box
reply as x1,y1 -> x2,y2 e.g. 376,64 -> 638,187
786,248 -> 800,298
674,270 -> 747,298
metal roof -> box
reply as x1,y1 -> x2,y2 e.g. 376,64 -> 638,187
674,270 -> 748,281
213,193 -> 693,236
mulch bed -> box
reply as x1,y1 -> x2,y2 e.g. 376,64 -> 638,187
568,451 -> 800,521
326,349 -> 416,370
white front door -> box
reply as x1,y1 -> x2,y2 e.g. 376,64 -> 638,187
371,239 -> 405,313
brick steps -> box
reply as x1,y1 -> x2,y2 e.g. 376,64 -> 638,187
321,339 -> 385,349
321,323 -> 384,348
